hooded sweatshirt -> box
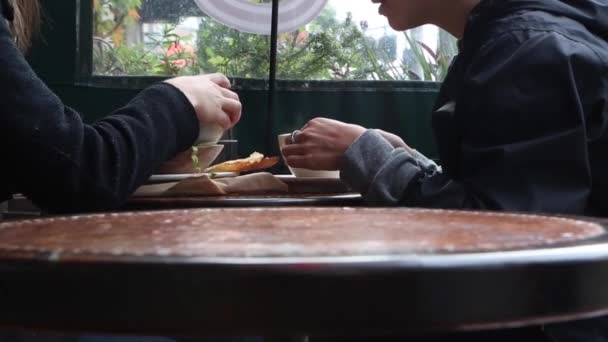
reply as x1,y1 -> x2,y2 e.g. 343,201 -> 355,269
341,0 -> 608,216
0,1 -> 199,213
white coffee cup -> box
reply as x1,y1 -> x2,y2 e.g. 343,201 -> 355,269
197,123 -> 225,145
278,133 -> 340,178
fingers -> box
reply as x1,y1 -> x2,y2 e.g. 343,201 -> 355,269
221,98 -> 242,125
288,118 -> 320,139
281,143 -> 311,156
307,117 -> 336,126
284,154 -> 335,170
214,111 -> 232,129
284,155 -> 314,169
284,130 -> 300,145
216,87 -> 242,127
207,73 -> 232,89
220,87 -> 240,101
290,128 -> 321,146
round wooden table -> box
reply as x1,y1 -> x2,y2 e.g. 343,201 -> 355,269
0,208 -> 607,337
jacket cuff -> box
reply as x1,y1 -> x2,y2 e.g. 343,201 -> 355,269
410,149 -> 442,174
340,130 -> 440,205
340,130 -> 395,195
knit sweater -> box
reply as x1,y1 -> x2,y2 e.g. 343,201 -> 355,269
0,1 -> 199,213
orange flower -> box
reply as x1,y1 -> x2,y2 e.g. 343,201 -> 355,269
166,43 -> 196,68
128,8 -> 141,20
278,30 -> 309,46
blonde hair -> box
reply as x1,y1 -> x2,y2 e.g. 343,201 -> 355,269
7,0 -> 40,51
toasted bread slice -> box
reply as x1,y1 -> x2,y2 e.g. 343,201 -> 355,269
205,152 -> 279,173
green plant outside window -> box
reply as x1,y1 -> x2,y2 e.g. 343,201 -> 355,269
93,0 -> 457,81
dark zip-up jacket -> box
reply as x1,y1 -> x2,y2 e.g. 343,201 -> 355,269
0,1 -> 199,213
341,0 -> 608,216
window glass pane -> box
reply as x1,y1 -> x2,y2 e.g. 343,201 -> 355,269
93,0 -> 270,77
275,0 -> 457,81
92,0 -> 457,81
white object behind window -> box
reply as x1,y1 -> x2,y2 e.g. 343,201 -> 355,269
193,0 -> 329,35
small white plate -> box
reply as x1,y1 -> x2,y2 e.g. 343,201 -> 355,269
275,174 -> 340,181
148,172 -> 239,183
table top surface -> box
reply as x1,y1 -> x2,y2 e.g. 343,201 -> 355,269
0,208 -> 607,335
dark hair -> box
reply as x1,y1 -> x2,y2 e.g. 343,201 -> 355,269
8,0 -> 40,51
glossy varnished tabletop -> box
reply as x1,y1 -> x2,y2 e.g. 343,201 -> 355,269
0,208 -> 607,336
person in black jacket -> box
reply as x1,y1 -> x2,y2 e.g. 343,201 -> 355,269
0,0 -> 242,213
282,0 -> 608,218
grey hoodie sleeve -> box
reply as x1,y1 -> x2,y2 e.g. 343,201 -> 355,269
340,130 -> 440,205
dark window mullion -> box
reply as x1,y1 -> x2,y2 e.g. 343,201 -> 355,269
266,0 -> 280,154
76,0 -> 93,81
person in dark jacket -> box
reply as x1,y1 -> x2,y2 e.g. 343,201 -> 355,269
282,0 -> 608,218
0,0 -> 242,213
283,0 -> 608,340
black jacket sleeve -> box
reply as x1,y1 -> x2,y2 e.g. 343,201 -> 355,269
0,12 -> 199,213
341,30 -> 605,215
